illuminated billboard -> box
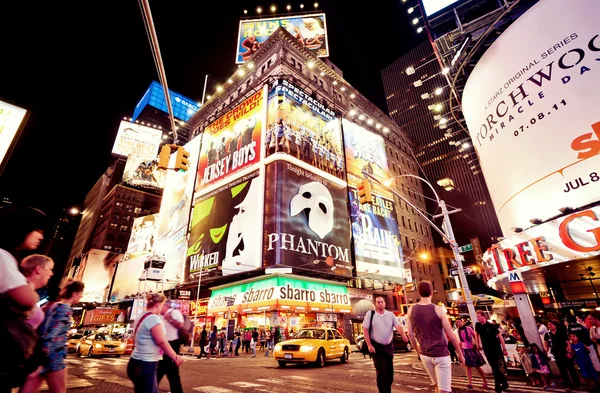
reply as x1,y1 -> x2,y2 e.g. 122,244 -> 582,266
75,249 -> 123,303
422,0 -> 464,17
237,13 -> 329,64
0,100 -> 28,175
132,81 -> 200,123
186,171 -> 262,281
111,120 -> 163,159
126,214 -> 159,258
196,89 -> 264,194
267,79 -> 344,179
342,119 -> 391,197
123,156 -> 165,190
153,135 -> 201,288
349,189 -> 404,282
461,0 -> 600,235
263,161 -> 352,277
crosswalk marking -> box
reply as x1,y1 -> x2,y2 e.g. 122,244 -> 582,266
193,387 -> 235,393
230,381 -> 263,388
256,378 -> 285,384
285,375 -> 311,380
12,377 -> 94,392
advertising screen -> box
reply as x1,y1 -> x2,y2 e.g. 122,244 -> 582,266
126,214 -> 159,258
342,119 -> 391,197
263,161 -> 352,277
186,171 -> 262,280
111,120 -> 163,159
132,81 -> 200,123
123,156 -> 165,190
0,100 -> 27,174
196,89 -> 263,193
75,249 -> 123,303
153,135 -> 201,288
461,0 -> 600,235
236,13 -> 329,64
267,79 -> 343,179
422,0 -> 464,16
349,188 -> 404,281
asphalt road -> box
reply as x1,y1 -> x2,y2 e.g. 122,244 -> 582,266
28,350 -> 586,393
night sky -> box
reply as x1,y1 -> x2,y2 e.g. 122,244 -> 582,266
0,1 -> 423,215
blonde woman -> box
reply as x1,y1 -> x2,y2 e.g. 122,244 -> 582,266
128,293 -> 183,393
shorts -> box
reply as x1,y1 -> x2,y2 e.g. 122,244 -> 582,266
420,355 -> 452,392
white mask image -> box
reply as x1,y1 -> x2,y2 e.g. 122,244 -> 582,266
290,181 -> 334,239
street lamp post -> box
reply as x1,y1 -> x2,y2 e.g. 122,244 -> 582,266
364,171 -> 477,323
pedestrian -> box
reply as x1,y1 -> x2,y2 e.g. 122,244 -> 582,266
568,315 -> 600,372
20,279 -> 85,393
588,313 -> 600,357
0,207 -> 47,393
244,329 -> 252,353
546,320 -> 580,392
264,330 -> 274,357
235,330 -> 241,356
251,328 -> 259,357
364,296 -> 409,393
407,282 -> 463,393
197,325 -> 208,359
475,311 -> 509,393
499,321 -> 509,336
529,343 -> 551,388
456,318 -> 488,389
537,318 -> 551,353
157,300 -> 184,393
569,332 -> 600,391
208,326 -> 218,359
126,293 -> 183,393
274,327 -> 281,345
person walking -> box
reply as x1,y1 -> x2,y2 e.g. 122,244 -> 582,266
547,320 -> 580,392
197,326 -> 208,359
21,279 -> 85,393
127,293 -> 183,393
407,281 -> 463,393
569,331 -> 599,391
157,301 -> 184,393
475,311 -> 509,393
251,328 -> 259,357
363,295 -> 409,393
568,315 -> 600,372
264,330 -> 274,357
529,343 -> 551,388
208,326 -> 218,359
456,318 -> 488,389
234,330 -> 241,356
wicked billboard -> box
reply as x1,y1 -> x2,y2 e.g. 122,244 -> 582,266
186,171 -> 263,281
266,79 -> 343,179
263,160 -> 352,277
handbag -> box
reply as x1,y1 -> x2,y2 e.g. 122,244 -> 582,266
360,310 -> 376,355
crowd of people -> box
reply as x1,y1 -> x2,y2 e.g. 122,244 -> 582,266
196,325 -> 285,359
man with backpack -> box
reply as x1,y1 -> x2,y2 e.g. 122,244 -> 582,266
157,300 -> 185,393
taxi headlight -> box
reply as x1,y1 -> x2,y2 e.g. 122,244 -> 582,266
300,345 -> 316,352
120,343 -> 125,349
274,345 -> 282,351
94,343 -> 102,349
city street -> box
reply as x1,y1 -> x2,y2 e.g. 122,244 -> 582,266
31,350 -> 584,393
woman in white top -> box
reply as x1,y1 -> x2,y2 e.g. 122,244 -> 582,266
127,293 -> 183,393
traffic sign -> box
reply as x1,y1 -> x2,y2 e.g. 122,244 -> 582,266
450,267 -> 475,276
476,299 -> 495,306
458,244 -> 473,253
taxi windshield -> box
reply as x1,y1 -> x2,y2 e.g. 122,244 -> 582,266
95,334 -> 116,341
293,329 -> 326,340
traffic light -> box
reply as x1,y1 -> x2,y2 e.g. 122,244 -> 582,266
174,146 -> 191,172
357,177 -> 373,205
158,145 -> 172,170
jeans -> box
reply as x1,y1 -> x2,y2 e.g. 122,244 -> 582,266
157,340 -> 182,393
235,339 -> 241,356
371,342 -> 395,393
251,341 -> 257,356
127,358 -> 159,393
198,339 -> 207,358
555,355 -> 581,389
448,342 -> 458,363
484,350 -> 509,392
265,341 -> 273,357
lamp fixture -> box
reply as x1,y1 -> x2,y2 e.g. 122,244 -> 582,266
406,66 -> 415,75
417,27 -> 423,33
529,218 -> 543,225
512,227 -> 523,233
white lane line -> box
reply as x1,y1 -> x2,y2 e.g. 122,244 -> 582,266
256,378 -> 286,384
284,375 -> 311,380
229,381 -> 264,388
193,387 -> 236,393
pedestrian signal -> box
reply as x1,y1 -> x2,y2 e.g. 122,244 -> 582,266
357,177 -> 373,205
174,146 -> 191,172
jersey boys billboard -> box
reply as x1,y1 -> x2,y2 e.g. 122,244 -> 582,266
196,89 -> 263,193
237,14 -> 329,64
263,161 -> 352,277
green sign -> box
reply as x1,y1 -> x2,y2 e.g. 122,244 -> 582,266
458,244 -> 473,253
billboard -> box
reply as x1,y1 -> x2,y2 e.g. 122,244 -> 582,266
422,0 -> 464,17
132,81 -> 200,123
111,120 -> 163,158
153,135 -> 201,288
186,171 -> 262,280
267,80 -> 343,179
342,119 -> 391,197
264,161 -> 352,277
127,214 -> 159,258
75,249 -> 123,303
0,100 -> 28,175
236,14 -> 329,64
123,156 -> 165,189
196,89 -> 263,193
461,0 -> 600,235
349,189 -> 404,281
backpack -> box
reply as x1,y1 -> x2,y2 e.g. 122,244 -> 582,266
178,315 -> 193,344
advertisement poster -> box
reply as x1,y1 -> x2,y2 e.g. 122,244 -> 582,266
342,119 -> 391,197
154,135 -> 201,289
236,13 -> 329,64
263,161 -> 352,277
266,79 -> 343,178
0,100 -> 27,173
109,254 -> 147,302
348,188 -> 404,281
123,156 -> 165,189
461,0 -> 600,235
186,171 -> 262,280
126,214 -> 159,258
76,249 -> 123,303
111,120 -> 163,159
196,90 -> 263,193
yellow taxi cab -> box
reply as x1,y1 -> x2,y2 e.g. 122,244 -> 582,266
273,327 -> 350,367
67,330 -> 93,353
76,333 -> 126,357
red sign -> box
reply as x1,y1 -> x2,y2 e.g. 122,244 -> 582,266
83,309 -> 125,326
189,300 -> 208,316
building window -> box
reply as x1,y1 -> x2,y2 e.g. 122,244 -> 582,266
115,248 -> 123,254
104,245 -> 112,251
291,57 -> 296,67
110,223 -> 117,230
134,207 -> 142,214
402,216 -> 406,228
120,225 -> 129,232
404,236 -> 409,248
115,202 -> 123,208
412,238 -> 416,249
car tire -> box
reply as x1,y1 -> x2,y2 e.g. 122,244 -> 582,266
406,343 -> 412,352
88,347 -> 93,358
341,347 -> 349,363
115,355 -> 121,358
315,348 -> 325,368
278,361 -> 287,367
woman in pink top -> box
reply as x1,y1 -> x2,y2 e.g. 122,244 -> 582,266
456,318 -> 488,389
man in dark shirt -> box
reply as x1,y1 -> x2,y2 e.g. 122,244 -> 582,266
548,320 -> 580,391
475,311 -> 509,393
251,328 -> 259,357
